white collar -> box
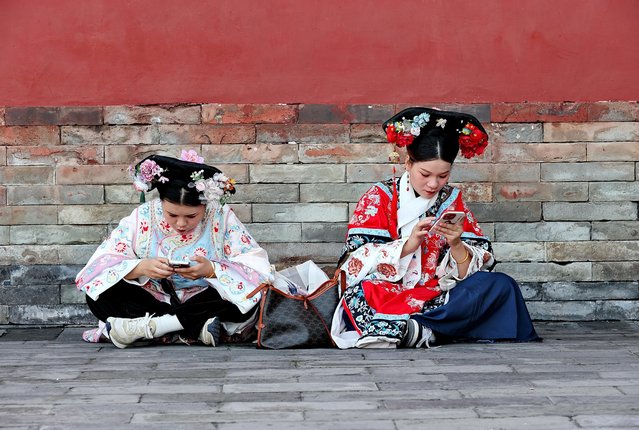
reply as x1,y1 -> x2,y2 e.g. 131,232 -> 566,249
397,172 -> 436,236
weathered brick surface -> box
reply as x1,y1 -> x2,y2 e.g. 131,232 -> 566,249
495,222 -> 591,242
491,143 -> 586,163
0,126 -> 60,145
0,206 -> 58,225
257,124 -> 349,144
7,185 -> 104,205
298,104 -> 394,124
544,122 -> 639,142
253,203 -> 348,223
5,107 -> 102,125
9,304 -> 94,324
488,123 -> 543,143
202,104 -> 298,124
105,105 -> 200,124
159,124 -> 255,144
547,241 -> 639,262
56,165 -> 130,185
0,285 -> 59,305
494,182 -> 587,202
397,103 -> 491,122
10,225 -> 106,245
491,102 -> 589,123
541,162 -> 634,182
592,221 -> 639,240
300,144 -> 390,164
587,142 -> 639,161
1,102 -> 639,322
543,202 -> 636,221
467,202 -> 542,222
250,164 -> 345,183
62,125 -> 159,145
588,102 -> 639,121
589,182 -> 639,201
7,145 -> 103,166
0,166 -> 54,184
300,183 -> 371,203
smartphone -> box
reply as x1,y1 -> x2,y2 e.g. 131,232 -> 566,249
168,259 -> 191,268
429,211 -> 465,231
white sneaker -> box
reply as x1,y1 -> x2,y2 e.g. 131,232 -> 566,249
106,313 -> 156,349
199,317 -> 221,346
401,319 -> 436,348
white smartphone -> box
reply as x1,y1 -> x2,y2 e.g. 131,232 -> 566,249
429,211 -> 465,231
168,259 -> 191,268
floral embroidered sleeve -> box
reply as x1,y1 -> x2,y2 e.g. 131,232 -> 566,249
207,206 -> 274,313
75,207 -> 146,300
339,182 -> 411,286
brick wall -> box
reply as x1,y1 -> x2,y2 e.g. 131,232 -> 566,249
0,102 -> 638,325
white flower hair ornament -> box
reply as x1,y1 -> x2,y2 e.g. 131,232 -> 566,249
189,170 -> 236,206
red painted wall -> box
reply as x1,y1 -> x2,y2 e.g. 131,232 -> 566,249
1,0 -> 638,106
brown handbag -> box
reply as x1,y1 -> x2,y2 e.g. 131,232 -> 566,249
247,270 -> 346,349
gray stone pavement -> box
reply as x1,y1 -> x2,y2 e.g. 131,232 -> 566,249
1,322 -> 639,430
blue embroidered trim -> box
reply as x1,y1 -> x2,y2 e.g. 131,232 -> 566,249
434,187 -> 460,218
348,228 -> 392,238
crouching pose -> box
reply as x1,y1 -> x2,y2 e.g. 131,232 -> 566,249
76,151 -> 273,348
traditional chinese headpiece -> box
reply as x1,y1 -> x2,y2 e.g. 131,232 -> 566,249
383,107 -> 489,162
129,150 -> 236,206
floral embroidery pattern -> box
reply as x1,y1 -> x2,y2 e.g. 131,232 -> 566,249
114,242 -> 127,253
348,258 -> 364,276
376,263 -> 397,278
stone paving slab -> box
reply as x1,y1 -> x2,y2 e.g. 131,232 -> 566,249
1,322 -> 639,429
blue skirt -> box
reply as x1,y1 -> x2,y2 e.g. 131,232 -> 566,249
412,271 -> 540,342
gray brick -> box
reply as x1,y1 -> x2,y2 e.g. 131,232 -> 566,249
299,143 -> 390,163
300,183 -> 371,203
9,304 -> 95,325
544,121 -> 639,142
0,226 -> 8,245
0,245 -> 60,265
573,415 -> 639,428
245,223 -> 301,243
494,262 -> 591,282
10,225 -> 107,245
489,123 -> 544,143
302,223 -> 348,242
250,165 -> 345,183
495,222 -> 590,242
519,283 -> 543,300
0,305 -> 7,324
596,300 -> 639,320
592,262 -> 639,281
543,282 -> 639,300
57,245 -> 99,265
467,202 -> 542,222
61,284 -> 86,304
526,300 -> 597,321
491,143 -> 586,163
228,204 -> 251,223
58,204 -> 137,224
450,164 -> 541,183
492,242 -> 545,262
7,185 -> 104,205
105,185 -> 159,204
232,184 -> 299,203
0,285 -> 60,305
589,182 -> 639,201
104,105 -> 201,124
346,164 -> 400,183
202,144 -> 299,164
543,202 -> 636,221
592,221 -> 639,240
541,162 -> 634,181
7,264 -> 82,285
547,241 -> 639,262
253,203 -> 348,223
494,182 -> 588,202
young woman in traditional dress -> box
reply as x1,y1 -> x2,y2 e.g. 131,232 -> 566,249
331,108 -> 539,349
76,150 -> 273,348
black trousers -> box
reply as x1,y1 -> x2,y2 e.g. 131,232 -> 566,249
86,280 -> 247,339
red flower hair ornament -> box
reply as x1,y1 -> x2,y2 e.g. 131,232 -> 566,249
383,107 -> 489,160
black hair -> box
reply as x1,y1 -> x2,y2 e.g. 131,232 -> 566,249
406,128 -> 459,164
156,179 -> 203,206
